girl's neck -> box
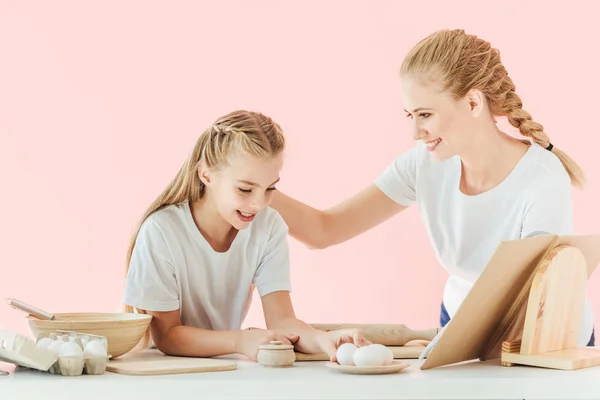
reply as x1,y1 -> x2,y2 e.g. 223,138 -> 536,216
189,196 -> 238,253
458,124 -> 529,196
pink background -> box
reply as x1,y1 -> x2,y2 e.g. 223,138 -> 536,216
2,1 -> 600,339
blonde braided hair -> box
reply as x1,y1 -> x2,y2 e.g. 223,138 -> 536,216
400,29 -> 585,188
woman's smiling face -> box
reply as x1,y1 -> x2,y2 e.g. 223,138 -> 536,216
401,75 -> 481,162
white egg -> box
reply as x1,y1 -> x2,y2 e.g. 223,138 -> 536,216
353,345 -> 384,367
335,343 -> 357,366
47,339 -> 66,354
84,340 -> 107,357
369,344 -> 393,365
68,336 -> 84,350
59,341 -> 84,358
35,338 -> 54,350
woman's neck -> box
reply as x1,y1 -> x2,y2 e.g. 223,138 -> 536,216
189,196 -> 238,252
458,124 -> 529,196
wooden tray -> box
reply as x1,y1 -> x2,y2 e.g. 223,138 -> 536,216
106,351 -> 237,375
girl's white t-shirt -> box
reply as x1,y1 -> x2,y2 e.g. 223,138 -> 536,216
123,202 -> 291,331
375,141 -> 594,346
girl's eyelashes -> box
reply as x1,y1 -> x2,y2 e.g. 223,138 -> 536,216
238,187 -> 277,194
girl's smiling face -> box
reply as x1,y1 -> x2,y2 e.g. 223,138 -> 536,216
201,151 -> 283,230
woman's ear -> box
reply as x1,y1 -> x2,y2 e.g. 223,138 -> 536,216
466,89 -> 484,118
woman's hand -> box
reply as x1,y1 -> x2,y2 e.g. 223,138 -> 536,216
314,328 -> 372,362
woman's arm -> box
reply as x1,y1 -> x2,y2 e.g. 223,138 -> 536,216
271,183 -> 408,249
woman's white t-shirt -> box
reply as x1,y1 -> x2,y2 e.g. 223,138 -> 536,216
375,141 -> 594,346
123,202 -> 292,331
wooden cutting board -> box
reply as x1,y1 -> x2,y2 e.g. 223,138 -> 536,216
295,342 -> 428,361
106,351 -> 237,376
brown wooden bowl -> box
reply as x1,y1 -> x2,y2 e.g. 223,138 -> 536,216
27,313 -> 152,358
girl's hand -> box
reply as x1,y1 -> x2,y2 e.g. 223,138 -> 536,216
238,328 -> 299,361
315,328 -> 372,362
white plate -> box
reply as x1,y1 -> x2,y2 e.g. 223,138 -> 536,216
325,360 -> 411,375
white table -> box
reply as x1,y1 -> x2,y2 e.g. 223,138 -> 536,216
2,356 -> 600,400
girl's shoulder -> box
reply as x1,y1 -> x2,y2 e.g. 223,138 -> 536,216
135,203 -> 190,245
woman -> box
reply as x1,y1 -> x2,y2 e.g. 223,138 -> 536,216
271,29 -> 594,346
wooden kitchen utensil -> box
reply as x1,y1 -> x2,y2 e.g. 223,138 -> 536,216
5,298 -> 71,321
106,351 -> 237,375
499,245 -> 600,370
310,324 -> 439,346
419,233 -> 600,371
295,342 -> 427,361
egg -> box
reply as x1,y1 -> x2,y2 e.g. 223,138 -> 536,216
335,343 -> 357,366
84,340 -> 107,357
47,339 -> 66,354
369,344 -> 393,365
59,341 -> 84,358
353,345 -> 384,367
35,337 -> 54,350
68,336 -> 84,350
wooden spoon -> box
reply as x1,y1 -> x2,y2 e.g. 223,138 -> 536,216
5,298 -> 71,321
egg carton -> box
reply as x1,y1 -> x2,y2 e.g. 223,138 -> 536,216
0,329 -> 57,372
34,330 -> 111,376
0,329 -> 110,376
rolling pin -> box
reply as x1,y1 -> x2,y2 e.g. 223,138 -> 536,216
295,344 -> 426,361
310,324 -> 440,346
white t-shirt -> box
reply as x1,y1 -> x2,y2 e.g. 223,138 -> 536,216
123,202 -> 291,331
375,141 -> 594,346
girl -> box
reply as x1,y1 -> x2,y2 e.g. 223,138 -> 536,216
271,29 -> 595,347
123,110 -> 368,362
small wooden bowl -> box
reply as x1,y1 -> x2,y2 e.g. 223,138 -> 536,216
27,313 -> 152,358
257,340 -> 296,367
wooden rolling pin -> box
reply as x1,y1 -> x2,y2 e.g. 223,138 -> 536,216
295,344 -> 426,361
310,324 -> 440,346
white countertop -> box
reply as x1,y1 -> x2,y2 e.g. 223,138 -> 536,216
2,355 -> 600,400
